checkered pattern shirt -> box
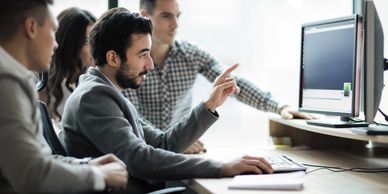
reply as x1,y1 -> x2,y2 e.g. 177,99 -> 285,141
123,40 -> 279,130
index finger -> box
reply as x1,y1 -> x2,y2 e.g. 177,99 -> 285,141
220,63 -> 239,79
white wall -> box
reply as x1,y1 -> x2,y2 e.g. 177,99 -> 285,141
168,0 -> 354,145
172,0 -> 352,120
52,0 -> 107,18
53,0 -> 354,112
53,1 -> 388,122
52,0 -> 388,145
53,0 -> 353,117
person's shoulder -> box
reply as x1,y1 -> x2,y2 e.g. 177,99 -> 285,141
0,49 -> 33,83
176,39 -> 199,50
0,69 -> 35,115
0,62 -> 35,98
76,73 -> 123,104
0,62 -> 29,84
175,39 -> 209,57
77,75 -> 112,97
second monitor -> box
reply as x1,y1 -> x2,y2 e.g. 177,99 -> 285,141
298,14 -> 368,128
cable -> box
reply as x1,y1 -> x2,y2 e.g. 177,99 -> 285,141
306,167 -> 327,174
303,163 -> 388,174
378,108 -> 388,122
384,58 -> 388,71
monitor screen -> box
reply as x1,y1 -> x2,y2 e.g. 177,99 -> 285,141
299,15 -> 362,117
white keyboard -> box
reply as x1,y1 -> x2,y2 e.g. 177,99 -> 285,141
265,155 -> 307,172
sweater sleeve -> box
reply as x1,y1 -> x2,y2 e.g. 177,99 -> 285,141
0,77 -> 98,193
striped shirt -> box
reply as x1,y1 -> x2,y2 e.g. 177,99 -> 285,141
123,40 -> 279,130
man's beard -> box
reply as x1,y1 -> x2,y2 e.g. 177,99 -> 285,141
115,62 -> 146,89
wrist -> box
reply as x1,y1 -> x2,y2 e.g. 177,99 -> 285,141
204,100 -> 216,112
277,104 -> 290,114
221,163 -> 231,177
73,157 -> 93,165
90,166 -> 106,190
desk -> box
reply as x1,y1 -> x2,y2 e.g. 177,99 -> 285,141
184,115 -> 388,194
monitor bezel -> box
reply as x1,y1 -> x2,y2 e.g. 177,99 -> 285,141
298,14 -> 362,117
363,0 -> 385,123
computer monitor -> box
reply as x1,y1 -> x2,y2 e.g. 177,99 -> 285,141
350,0 -> 388,135
363,0 -> 385,124
298,14 -> 368,128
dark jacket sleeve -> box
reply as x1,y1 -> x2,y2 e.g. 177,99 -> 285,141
76,85 -> 223,180
142,102 -> 217,153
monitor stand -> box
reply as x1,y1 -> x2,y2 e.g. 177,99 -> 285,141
306,116 -> 369,128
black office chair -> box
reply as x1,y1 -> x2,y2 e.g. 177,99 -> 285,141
36,72 -> 186,194
36,72 -> 68,156
38,101 -> 69,156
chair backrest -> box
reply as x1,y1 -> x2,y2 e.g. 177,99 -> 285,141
38,101 -> 68,156
35,72 -> 48,92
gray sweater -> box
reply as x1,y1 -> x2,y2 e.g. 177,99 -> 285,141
62,67 -> 223,182
0,47 -> 99,193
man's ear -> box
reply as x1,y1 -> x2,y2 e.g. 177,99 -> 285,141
140,9 -> 148,17
24,17 -> 38,40
106,50 -> 121,68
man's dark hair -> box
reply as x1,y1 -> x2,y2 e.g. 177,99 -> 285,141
140,0 -> 157,15
89,7 -> 152,67
0,0 -> 53,42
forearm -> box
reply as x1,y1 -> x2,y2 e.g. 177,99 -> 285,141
145,102 -> 218,153
120,140 -> 223,180
0,124 -> 96,193
235,77 -> 279,113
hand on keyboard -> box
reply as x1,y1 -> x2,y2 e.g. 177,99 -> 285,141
221,155 -> 274,177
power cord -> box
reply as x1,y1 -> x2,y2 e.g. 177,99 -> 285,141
378,108 -> 388,122
303,163 -> 388,174
384,58 -> 388,71
348,109 -> 388,125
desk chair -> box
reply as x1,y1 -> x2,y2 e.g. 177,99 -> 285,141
38,101 -> 68,156
36,72 -> 68,155
36,72 -> 186,194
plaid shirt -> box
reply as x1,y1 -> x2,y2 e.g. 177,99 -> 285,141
123,40 -> 279,130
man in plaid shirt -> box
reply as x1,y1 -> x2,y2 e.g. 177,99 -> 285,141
123,0 -> 312,154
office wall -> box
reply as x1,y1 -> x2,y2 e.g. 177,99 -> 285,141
53,0 -> 354,146
52,0 -> 107,18
121,0 -> 351,111
120,0 -> 353,146
51,1 -> 388,122
55,1 -> 388,145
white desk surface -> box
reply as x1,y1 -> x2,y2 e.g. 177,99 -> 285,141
185,115 -> 388,194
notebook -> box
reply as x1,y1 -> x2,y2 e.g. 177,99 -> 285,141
228,171 -> 305,190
